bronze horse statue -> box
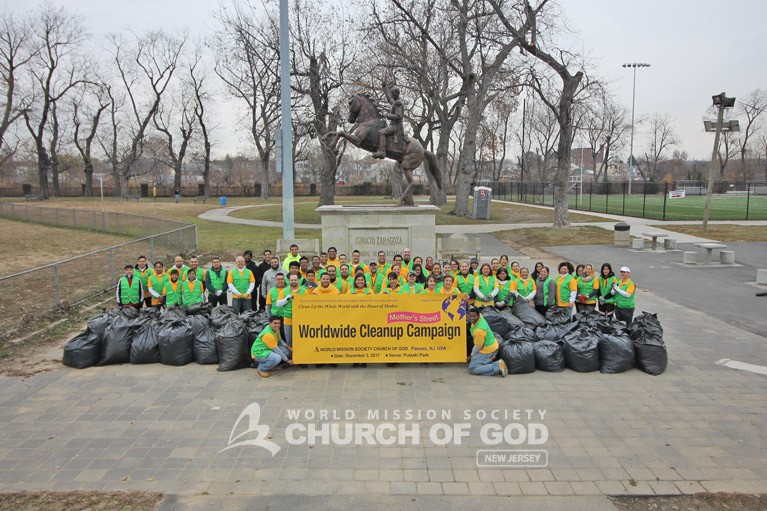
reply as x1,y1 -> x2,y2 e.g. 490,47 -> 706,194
326,93 -> 442,206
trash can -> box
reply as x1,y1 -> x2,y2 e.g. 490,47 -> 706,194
614,222 -> 630,247
472,186 -> 492,220
219,196 -> 227,206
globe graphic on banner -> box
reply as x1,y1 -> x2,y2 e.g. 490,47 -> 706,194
441,296 -> 466,321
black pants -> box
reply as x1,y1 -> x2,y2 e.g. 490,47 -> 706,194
615,307 -> 634,327
599,302 -> 615,316
208,293 -> 227,307
575,303 -> 596,314
535,304 -> 549,317
143,296 -> 152,308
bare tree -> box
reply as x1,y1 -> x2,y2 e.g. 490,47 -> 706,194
154,79 -> 196,193
0,9 -> 37,169
213,0 -> 280,199
104,30 -> 185,197
22,5 -> 87,198
525,96 -> 559,181
189,47 -> 213,197
580,91 -> 629,182
639,113 -> 677,181
477,97 -> 514,181
734,89 -> 767,181
72,83 -> 109,196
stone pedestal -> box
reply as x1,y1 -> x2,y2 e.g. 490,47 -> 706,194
317,205 -> 439,260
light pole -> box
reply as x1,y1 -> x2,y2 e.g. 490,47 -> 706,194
279,0 -> 294,240
702,93 -> 737,230
622,62 -> 650,195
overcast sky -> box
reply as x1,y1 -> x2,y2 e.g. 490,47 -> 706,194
7,0 -> 766,161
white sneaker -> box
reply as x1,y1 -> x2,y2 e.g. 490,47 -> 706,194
498,359 -> 508,377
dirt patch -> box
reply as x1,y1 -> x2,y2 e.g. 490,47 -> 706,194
494,225 -> 615,249
610,493 -> 767,511
0,491 -> 163,511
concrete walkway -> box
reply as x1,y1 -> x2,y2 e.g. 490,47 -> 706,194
198,200 -> 767,245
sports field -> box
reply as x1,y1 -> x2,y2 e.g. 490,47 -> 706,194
568,192 -> 767,221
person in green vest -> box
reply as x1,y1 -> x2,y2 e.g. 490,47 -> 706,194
533,266 -> 555,316
282,274 -> 307,348
467,308 -> 507,377
171,255 -> 188,281
455,262 -> 475,305
134,255 -> 152,307
576,263 -> 599,313
376,251 -> 392,279
553,261 -> 578,316
147,261 -> 167,309
398,271 -> 422,294
335,264 -> 353,294
494,267 -> 514,310
368,261 -> 386,294
186,256 -> 202,282
204,257 -> 228,307
596,263 -> 617,318
513,267 -> 537,305
611,266 -> 637,326
116,264 -> 143,308
182,269 -> 205,306
227,255 -> 255,313
251,316 -> 292,378
473,263 -> 499,308
162,269 -> 183,307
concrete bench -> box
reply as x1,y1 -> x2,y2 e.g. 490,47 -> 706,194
126,194 -> 141,202
631,238 -> 645,250
24,194 -> 43,201
720,251 -> 735,264
194,195 -> 209,204
642,232 -> 668,251
683,251 -> 698,264
693,242 -> 727,264
277,239 -> 321,258
663,238 -> 677,250
757,269 -> 767,285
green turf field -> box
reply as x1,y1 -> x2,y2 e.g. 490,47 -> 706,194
508,191 -> 767,221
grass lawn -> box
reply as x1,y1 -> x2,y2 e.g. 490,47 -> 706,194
650,224 -> 767,242
493,225 -> 615,249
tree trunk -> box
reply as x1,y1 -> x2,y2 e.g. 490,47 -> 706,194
260,155 -> 269,199
391,162 -> 403,200
84,162 -> 93,197
36,147 -> 50,199
423,157 -> 446,205
553,87 -> 576,228
51,156 -> 60,197
173,163 -> 182,192
453,99 -> 482,216
203,140 -> 211,197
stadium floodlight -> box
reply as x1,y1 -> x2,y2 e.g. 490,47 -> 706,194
622,63 -> 651,194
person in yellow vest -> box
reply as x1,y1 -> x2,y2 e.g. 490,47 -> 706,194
281,243 -> 301,271
467,308 -> 507,377
116,264 -> 143,308
441,274 -> 460,296
204,257 -> 228,307
611,266 -> 637,326
473,263 -> 499,308
313,272 -> 340,295
251,316 -> 292,378
553,261 -> 578,316
227,255 -> 255,313
182,269 -> 205,306
134,255 -> 152,307
368,261 -> 386,294
147,261 -> 167,309
162,269 -> 183,307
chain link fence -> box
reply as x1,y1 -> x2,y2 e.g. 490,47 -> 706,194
0,205 -> 197,340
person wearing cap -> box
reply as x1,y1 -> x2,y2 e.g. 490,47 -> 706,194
467,307 -> 508,377
469,257 -> 479,275
554,261 -> 578,315
368,261 -> 386,293
612,267 -> 636,326
116,264 -> 143,308
399,271 -> 422,294
282,243 -> 302,271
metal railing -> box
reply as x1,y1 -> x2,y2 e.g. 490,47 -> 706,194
0,205 -> 197,339
487,180 -> 767,221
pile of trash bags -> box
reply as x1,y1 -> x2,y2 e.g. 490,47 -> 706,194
478,307 -> 667,375
63,304 -> 270,372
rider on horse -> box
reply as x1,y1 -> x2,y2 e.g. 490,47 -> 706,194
373,82 -> 409,159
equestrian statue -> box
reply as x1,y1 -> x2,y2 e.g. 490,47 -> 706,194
326,82 -> 442,206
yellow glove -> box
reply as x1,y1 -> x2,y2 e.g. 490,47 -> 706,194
240,293 -> 251,299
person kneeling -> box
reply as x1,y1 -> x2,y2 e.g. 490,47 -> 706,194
467,307 -> 507,377
251,316 -> 293,378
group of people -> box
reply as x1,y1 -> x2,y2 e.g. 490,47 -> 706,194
115,245 -> 637,378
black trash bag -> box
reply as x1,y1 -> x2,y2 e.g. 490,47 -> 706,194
511,300 -> 546,327
157,320 -> 194,366
187,315 -> 218,365
536,323 -> 564,342
210,305 -> 239,329
87,311 -> 115,339
498,340 -> 536,374
499,308 -> 525,328
114,306 -> 139,320
507,324 -> 536,343
161,305 -> 187,322
574,310 -> 602,327
534,340 -> 565,372
130,321 -> 161,364
563,328 -> 599,372
63,329 -> 101,369
97,315 -> 135,365
139,307 -> 160,320
598,330 -> 635,374
629,312 -> 668,375
482,308 -> 510,338
216,319 -> 251,371
546,306 -> 574,325
186,302 -> 213,317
